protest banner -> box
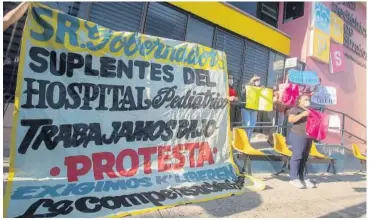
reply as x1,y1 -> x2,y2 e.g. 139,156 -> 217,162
311,86 -> 337,105
3,3 -> 265,218
245,86 -> 273,111
288,69 -> 320,86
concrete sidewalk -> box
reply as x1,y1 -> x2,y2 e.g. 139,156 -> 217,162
2,170 -> 366,218
134,173 -> 367,218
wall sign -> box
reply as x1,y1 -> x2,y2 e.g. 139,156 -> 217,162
311,86 -> 337,105
332,2 -> 367,61
312,2 -> 331,34
330,42 -> 346,73
309,28 -> 331,63
273,60 -> 284,70
332,2 -> 366,37
330,12 -> 344,44
285,57 -> 298,68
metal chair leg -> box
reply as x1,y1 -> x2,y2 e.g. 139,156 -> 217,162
327,162 -> 331,173
246,156 -> 252,175
360,160 -> 366,173
241,155 -> 247,173
241,155 -> 252,175
275,156 -> 288,176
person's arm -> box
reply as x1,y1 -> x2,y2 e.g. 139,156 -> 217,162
288,110 -> 309,123
3,2 -> 30,31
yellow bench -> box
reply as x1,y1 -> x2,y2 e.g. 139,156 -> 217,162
352,143 -> 366,173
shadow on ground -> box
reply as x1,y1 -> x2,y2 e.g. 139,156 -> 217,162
151,189 -> 263,218
319,202 -> 366,218
264,173 -> 366,184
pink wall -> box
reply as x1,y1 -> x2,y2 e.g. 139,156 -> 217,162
278,2 -> 367,151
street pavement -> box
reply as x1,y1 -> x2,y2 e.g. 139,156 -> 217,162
134,173 -> 367,218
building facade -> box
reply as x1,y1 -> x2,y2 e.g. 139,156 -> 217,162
3,2 -> 366,151
277,2 -> 366,151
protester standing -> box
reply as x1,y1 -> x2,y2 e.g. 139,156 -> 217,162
267,85 -> 286,145
241,75 -> 261,141
228,74 -> 239,127
287,94 -> 315,189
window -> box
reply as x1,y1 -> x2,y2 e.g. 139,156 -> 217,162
185,16 -> 215,48
283,2 -> 304,23
258,2 -> 279,28
228,2 -> 279,28
228,2 -> 258,17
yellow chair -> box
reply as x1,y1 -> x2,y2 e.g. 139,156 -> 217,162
352,143 -> 366,172
273,133 -> 292,157
273,133 -> 292,175
232,128 -> 265,175
309,142 -> 336,174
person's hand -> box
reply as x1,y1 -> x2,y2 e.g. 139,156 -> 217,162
228,96 -> 236,102
249,75 -> 260,83
301,110 -> 310,117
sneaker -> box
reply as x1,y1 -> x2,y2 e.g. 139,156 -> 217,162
290,179 -> 305,189
303,178 -> 315,188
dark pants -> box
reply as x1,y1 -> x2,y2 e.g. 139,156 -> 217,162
288,132 -> 313,180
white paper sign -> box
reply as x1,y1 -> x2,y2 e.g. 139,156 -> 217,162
285,57 -> 298,68
273,60 -> 284,70
311,86 -> 337,105
328,115 -> 341,133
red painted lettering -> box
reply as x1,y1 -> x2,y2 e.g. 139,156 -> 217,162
92,152 -> 118,180
116,149 -> 139,177
197,142 -> 215,167
158,146 -> 171,172
64,155 -> 91,182
138,147 -> 157,174
172,144 -> 185,170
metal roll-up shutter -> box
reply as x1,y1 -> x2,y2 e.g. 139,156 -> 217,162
89,2 -> 144,32
215,29 -> 245,85
44,2 -> 81,17
3,2 -> 27,104
144,2 -> 187,41
243,40 -> 270,86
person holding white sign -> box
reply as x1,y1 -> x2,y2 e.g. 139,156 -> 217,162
287,94 -> 315,189
241,75 -> 262,141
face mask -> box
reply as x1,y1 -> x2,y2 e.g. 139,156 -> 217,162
303,100 -> 311,107
229,79 -> 233,86
254,81 -> 260,86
